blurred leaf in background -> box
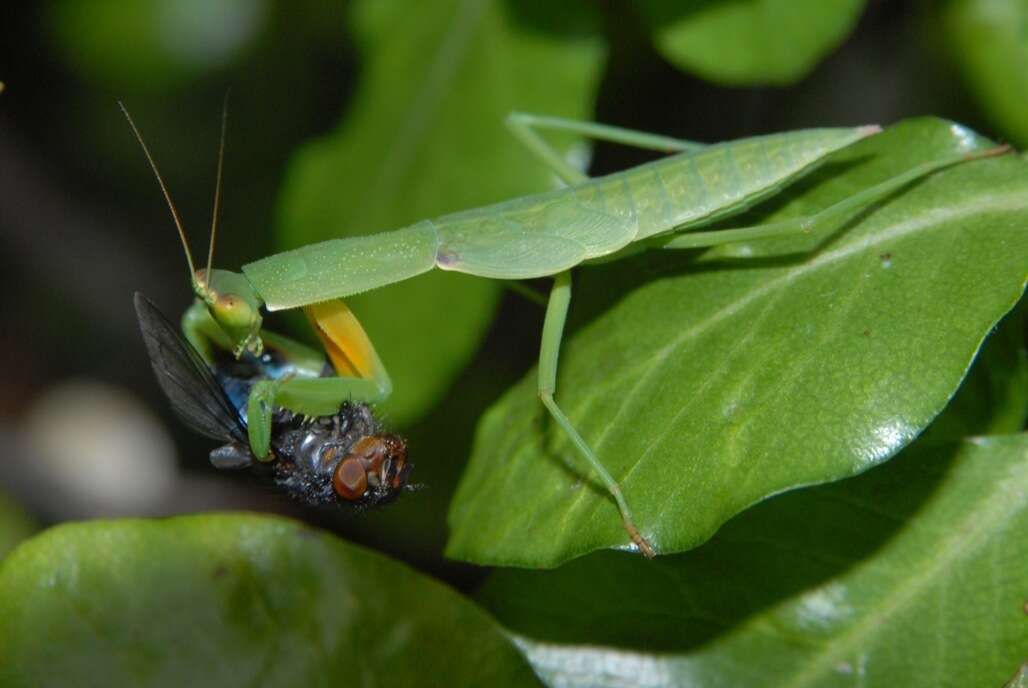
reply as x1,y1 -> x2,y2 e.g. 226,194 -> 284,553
941,0 -> 1028,148
275,0 -> 605,425
48,0 -> 270,92
636,0 -> 867,85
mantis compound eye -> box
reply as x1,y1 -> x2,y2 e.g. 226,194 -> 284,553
212,293 -> 257,331
332,458 -> 368,501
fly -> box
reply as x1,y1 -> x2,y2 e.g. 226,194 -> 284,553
134,293 -> 413,509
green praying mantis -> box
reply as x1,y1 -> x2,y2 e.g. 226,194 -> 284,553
126,105 -> 1007,557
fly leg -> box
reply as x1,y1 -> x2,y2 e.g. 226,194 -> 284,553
538,270 -> 655,558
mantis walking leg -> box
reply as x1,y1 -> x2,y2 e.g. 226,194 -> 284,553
653,144 -> 1013,251
538,270 -> 655,557
503,114 -> 706,307
504,280 -> 547,306
506,112 -> 707,185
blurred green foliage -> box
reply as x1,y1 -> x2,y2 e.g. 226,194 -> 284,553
638,0 -> 867,84
1,1 -> 1026,685
49,0 -> 270,91
942,0 -> 1028,147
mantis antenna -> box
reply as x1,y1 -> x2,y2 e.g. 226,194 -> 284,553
119,101 -> 197,280
206,94 -> 229,281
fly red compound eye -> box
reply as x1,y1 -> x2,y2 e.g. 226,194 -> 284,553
332,458 -> 368,501
346,434 -> 408,489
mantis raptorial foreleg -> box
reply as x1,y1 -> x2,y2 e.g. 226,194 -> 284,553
505,112 -> 707,186
181,301 -> 235,362
243,299 -> 393,460
538,270 -> 656,557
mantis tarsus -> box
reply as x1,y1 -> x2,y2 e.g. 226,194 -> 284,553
126,104 -> 1007,557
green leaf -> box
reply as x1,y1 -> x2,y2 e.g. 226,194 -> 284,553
922,298 -> 1027,443
636,0 -> 866,85
0,514 -> 539,687
275,0 -> 604,425
1007,663 -> 1028,688
478,434 -> 1028,687
448,118 -> 1028,567
941,0 -> 1028,147
48,0 -> 267,91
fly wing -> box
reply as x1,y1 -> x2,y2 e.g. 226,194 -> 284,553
134,293 -> 247,443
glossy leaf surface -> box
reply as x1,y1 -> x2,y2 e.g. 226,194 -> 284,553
479,434 -> 1028,687
275,0 -> 604,425
0,514 -> 539,687
448,118 -> 1028,567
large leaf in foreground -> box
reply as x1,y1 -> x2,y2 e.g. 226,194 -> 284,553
479,434 -> 1028,687
448,118 -> 1028,567
636,0 -> 865,85
276,0 -> 603,425
0,515 -> 538,687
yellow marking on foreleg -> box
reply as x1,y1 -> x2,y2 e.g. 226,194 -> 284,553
304,300 -> 392,395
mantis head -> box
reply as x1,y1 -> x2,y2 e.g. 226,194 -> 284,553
193,268 -> 264,357
121,99 -> 265,358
